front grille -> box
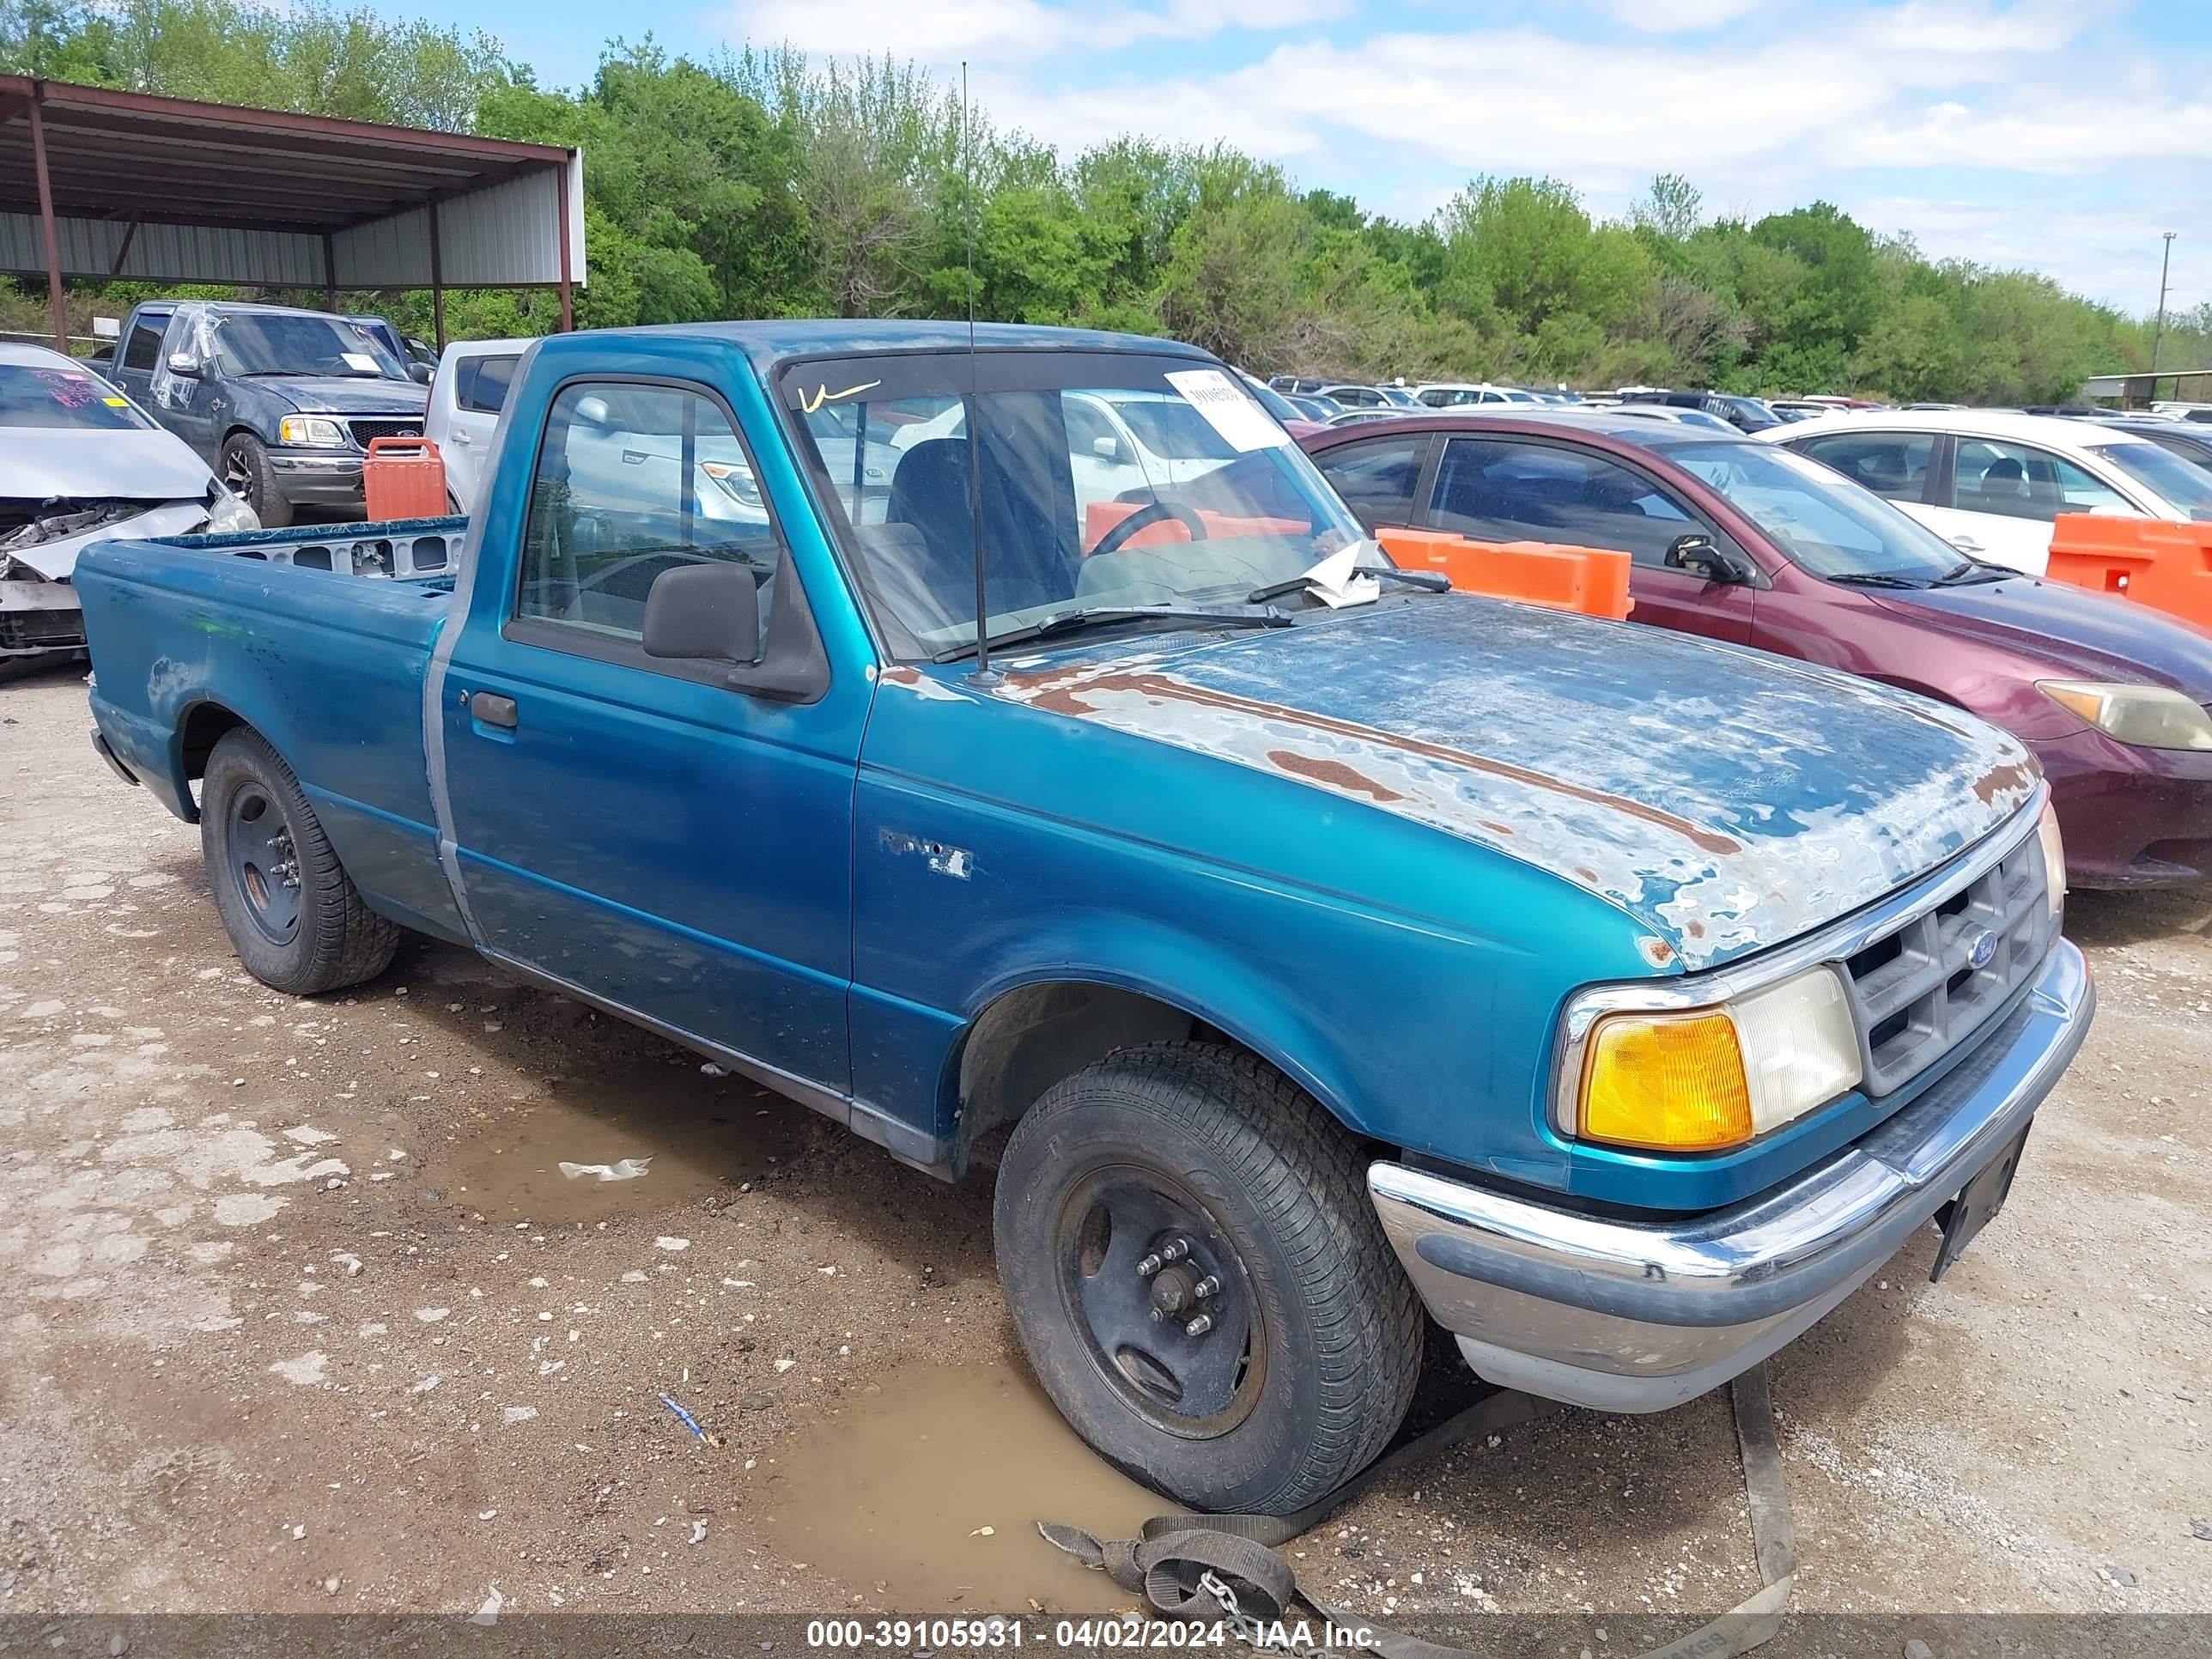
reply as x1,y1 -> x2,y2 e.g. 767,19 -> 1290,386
0,609 -> 87,651
1841,822 -> 2056,1097
347,418 -> 424,448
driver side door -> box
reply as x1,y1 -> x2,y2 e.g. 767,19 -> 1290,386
438,376 -> 856,1087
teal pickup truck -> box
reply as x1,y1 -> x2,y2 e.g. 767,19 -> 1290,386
75,321 -> 2092,1513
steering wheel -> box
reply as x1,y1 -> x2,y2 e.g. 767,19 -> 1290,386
1090,499 -> 1208,558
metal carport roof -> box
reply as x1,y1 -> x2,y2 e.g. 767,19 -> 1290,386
0,76 -> 584,351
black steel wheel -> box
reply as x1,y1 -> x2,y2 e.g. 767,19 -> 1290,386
995,1042 -> 1423,1514
222,433 -> 292,527
200,727 -> 400,994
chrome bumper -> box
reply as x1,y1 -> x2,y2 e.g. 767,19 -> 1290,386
1369,938 -> 2094,1413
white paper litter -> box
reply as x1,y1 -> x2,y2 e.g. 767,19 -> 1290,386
558,1158 -> 653,1182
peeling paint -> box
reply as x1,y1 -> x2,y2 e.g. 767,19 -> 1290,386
881,828 -> 975,880
985,600 -> 2038,972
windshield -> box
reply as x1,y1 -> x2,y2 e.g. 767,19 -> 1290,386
2088,441 -> 2212,521
1376,386 -> 1423,408
785,353 -> 1375,658
0,364 -> 156,431
1669,441 -> 1967,580
1242,377 -> 1306,424
210,314 -> 410,380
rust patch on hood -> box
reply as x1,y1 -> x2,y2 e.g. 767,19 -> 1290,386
1267,750 -> 1404,803
1974,760 -> 2036,805
1006,664 -> 1740,856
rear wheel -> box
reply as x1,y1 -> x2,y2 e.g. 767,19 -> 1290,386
200,727 -> 399,994
994,1042 -> 1423,1514
222,433 -> 292,528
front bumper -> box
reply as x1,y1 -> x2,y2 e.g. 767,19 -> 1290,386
2040,726 -> 2212,888
1369,938 -> 2094,1413
1,580 -> 86,658
268,451 -> 366,508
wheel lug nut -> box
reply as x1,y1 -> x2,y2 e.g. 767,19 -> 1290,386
1136,1253 -> 1164,1278
1184,1314 -> 1213,1337
1160,1239 -> 1190,1264
1193,1275 -> 1220,1299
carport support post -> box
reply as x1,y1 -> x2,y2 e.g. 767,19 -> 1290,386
556,156 -> 574,332
428,201 -> 447,352
323,234 -> 338,313
27,85 -> 69,355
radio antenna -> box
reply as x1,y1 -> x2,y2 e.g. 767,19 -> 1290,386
961,59 -> 1001,687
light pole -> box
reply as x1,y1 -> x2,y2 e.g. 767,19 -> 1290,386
2149,231 -> 2177,396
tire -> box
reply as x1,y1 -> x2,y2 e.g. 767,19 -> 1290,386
222,432 -> 293,528
994,1042 -> 1423,1514
200,727 -> 400,994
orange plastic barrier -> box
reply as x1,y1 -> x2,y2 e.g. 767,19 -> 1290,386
1082,500 -> 1308,553
362,435 -> 449,522
2045,514 -> 2212,635
1376,526 -> 1633,621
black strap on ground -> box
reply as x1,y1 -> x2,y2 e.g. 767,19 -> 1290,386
1039,1366 -> 1796,1658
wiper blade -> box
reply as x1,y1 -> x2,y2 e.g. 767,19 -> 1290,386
1826,571 -> 1927,589
931,604 -> 1293,664
1247,564 -> 1450,604
1935,560 -> 2011,585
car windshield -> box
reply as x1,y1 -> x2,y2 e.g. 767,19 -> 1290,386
1241,377 -> 1306,424
0,364 -> 156,431
1669,440 -> 1965,580
2087,441 -> 2212,521
1376,386 -> 1423,408
210,314 -> 410,381
785,352 -> 1376,658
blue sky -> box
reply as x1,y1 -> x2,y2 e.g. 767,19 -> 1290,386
476,0 -> 2209,316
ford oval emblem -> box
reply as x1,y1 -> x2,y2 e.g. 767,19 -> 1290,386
1965,927 -> 1998,970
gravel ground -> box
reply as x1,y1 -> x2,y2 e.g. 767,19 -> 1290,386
3,657 -> 2209,1639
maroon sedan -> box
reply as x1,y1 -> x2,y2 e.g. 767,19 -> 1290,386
1302,411 -> 2212,889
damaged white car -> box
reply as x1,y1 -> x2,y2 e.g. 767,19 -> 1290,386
2,343 -> 256,664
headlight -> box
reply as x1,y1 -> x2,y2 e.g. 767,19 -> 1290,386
2038,679 -> 2212,751
206,487 -> 259,534
277,415 -> 346,447
700,460 -> 761,506
1573,967 -> 1861,1153
2036,799 -> 2066,921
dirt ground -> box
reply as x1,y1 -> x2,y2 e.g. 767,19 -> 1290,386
3,656 -> 2209,1640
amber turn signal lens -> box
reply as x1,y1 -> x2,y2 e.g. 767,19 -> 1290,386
1579,1010 -> 1753,1152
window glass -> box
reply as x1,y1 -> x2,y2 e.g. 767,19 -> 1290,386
121,317 -> 168,373
1670,441 -> 1961,580
1953,439 -> 2127,522
1430,437 -> 1692,566
518,382 -> 779,649
207,313 -> 410,381
459,354 -> 520,415
0,364 -> 157,431
786,354 -> 1368,657
1314,434 -> 1427,528
2087,441 -> 2212,521
1794,431 -> 1936,503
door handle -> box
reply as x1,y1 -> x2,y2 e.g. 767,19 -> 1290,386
1948,535 -> 1984,552
451,429 -> 472,444
470,691 -> 518,728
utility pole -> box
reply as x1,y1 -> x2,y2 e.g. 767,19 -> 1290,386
2149,230 -> 2177,397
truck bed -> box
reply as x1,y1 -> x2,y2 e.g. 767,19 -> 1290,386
73,518 -> 470,944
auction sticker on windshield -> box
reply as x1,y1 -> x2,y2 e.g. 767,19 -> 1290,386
1164,368 -> 1289,452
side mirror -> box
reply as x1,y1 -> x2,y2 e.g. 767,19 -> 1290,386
642,563 -> 762,666
1091,434 -> 1123,462
408,362 -> 434,386
572,394 -> 612,428
1665,533 -> 1752,584
165,353 -> 203,379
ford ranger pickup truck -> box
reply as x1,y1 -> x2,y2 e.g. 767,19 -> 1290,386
74,321 -> 2094,1515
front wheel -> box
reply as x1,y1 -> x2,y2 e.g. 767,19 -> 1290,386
994,1043 -> 1423,1514
222,433 -> 293,528
200,727 -> 400,994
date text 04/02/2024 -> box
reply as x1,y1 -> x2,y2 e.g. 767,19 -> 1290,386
804,1619 -> 1377,1650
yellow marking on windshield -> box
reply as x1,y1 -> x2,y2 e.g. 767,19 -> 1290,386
801,380 -> 883,414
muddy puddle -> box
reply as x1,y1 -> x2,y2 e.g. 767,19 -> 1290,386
423,1062 -> 798,1224
754,1361 -> 1165,1613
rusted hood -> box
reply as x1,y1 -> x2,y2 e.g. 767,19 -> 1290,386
994,600 -> 2039,972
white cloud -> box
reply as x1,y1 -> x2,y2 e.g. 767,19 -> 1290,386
1587,0 -> 1781,31
718,0 -> 1349,63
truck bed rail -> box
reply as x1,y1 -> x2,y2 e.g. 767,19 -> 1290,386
159,515 -> 466,580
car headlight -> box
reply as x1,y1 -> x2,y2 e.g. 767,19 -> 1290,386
2038,679 -> 2212,751
1571,966 -> 1862,1153
206,487 -> 259,534
277,415 -> 347,447
700,460 -> 761,506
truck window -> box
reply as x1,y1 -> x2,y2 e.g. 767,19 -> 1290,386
517,381 -> 780,653
459,354 -> 520,415
121,314 -> 168,373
